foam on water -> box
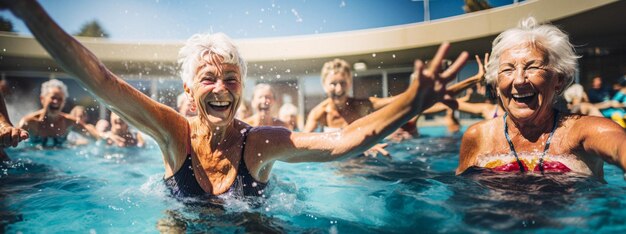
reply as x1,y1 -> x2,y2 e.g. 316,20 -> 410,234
2,126 -> 626,233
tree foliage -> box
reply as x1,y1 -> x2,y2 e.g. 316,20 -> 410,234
0,16 -> 14,32
74,20 -> 109,38
463,0 -> 492,13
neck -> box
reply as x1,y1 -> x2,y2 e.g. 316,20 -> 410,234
42,109 -> 61,121
255,111 -> 273,125
506,109 -> 557,140
330,96 -> 349,109
195,119 -> 235,149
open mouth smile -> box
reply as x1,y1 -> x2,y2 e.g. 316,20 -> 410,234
208,101 -> 232,111
512,92 -> 536,103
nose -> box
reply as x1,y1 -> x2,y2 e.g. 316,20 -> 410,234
512,67 -> 527,86
334,84 -> 343,94
213,80 -> 227,93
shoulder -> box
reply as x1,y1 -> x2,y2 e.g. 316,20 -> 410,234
307,102 -> 327,118
60,113 -> 78,124
247,125 -> 292,151
21,111 -> 41,122
461,120 -> 489,145
460,118 -> 499,152
568,114 -> 623,137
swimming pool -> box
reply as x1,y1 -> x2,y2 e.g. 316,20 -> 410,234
2,126 -> 626,233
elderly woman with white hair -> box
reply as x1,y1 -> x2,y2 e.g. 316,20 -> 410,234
243,83 -> 286,127
7,0 -> 468,199
457,17 -> 626,181
17,79 -> 100,147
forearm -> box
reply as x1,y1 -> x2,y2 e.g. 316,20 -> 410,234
12,1 -> 177,141
447,75 -> 481,96
0,94 -> 12,128
336,85 -> 423,157
457,101 -> 486,115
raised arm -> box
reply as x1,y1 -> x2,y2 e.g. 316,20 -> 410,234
447,54 -> 487,95
256,43 -> 468,163
302,101 -> 326,133
7,1 -> 184,146
0,93 -> 29,148
371,54 -> 486,111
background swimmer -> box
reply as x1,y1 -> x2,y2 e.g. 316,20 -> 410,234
17,79 -> 100,147
458,17 -> 626,180
6,0 -> 468,200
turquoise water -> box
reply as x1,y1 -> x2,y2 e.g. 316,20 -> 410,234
2,127 -> 626,233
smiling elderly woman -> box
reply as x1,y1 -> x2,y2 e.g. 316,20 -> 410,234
457,18 -> 626,181
7,0 -> 468,199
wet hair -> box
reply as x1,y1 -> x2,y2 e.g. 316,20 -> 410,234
485,17 -> 579,95
40,79 -> 69,98
178,33 -> 247,88
321,58 -> 352,85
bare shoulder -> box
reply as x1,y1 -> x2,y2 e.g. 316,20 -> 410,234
246,125 -> 293,158
60,113 -> 78,124
307,101 -> 327,118
21,111 -> 41,122
463,118 -> 497,141
568,114 -> 624,137
457,118 -> 496,174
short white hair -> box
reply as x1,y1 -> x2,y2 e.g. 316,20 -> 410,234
252,83 -> 275,99
485,17 -> 579,94
40,79 -> 69,98
178,33 -> 247,88
279,103 -> 298,118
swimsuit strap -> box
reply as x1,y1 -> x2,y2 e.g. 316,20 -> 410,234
503,113 -> 525,172
503,110 -> 559,174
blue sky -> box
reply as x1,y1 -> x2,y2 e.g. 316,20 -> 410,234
1,0 -> 519,41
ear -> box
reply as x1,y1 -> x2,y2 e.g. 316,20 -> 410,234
183,83 -> 197,111
183,83 -> 194,101
554,73 -> 566,95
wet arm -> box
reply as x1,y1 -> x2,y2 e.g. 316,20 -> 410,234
302,105 -> 323,133
0,93 -> 29,147
457,101 -> 490,116
262,44 -> 468,163
456,124 -> 482,174
579,118 -> 626,171
9,0 -> 182,144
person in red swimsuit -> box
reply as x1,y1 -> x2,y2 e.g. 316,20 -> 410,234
457,17 -> 626,180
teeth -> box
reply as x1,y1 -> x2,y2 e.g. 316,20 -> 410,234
513,93 -> 534,98
209,101 -> 230,107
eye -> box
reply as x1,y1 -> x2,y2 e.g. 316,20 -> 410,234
499,68 -> 513,75
200,76 -> 216,84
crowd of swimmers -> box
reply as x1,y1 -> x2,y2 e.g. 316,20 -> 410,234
2,0 -> 626,218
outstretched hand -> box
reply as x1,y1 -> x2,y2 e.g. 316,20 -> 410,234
411,42 -> 469,110
0,125 -> 29,147
363,143 -> 391,158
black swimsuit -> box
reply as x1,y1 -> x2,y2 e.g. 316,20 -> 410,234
164,127 -> 267,198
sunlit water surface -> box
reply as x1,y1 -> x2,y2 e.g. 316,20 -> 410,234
2,127 -> 626,233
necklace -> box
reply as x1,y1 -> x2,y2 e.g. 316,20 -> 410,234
503,110 -> 559,174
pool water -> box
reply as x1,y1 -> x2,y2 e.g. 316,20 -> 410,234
2,126 -> 626,233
